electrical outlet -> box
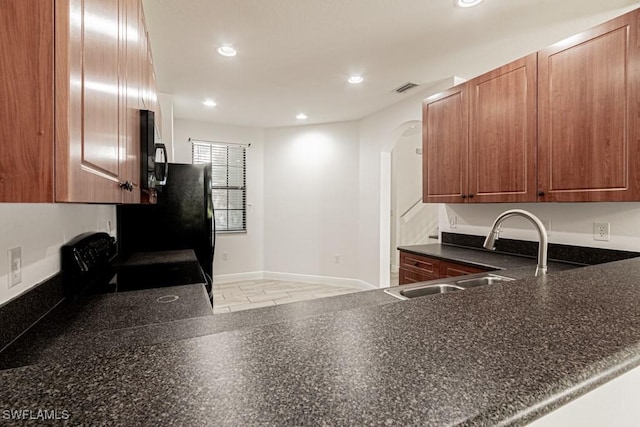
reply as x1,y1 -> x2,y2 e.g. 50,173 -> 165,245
449,215 -> 457,229
334,254 -> 341,264
9,247 -> 22,288
593,222 -> 610,241
222,252 -> 229,261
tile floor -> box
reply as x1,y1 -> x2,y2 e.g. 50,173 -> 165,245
212,279 -> 363,314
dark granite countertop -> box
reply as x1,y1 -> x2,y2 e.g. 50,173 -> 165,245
398,243 -> 579,271
2,256 -> 640,425
0,287 -> 395,371
0,284 -> 212,370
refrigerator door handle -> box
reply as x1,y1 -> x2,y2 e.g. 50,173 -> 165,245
155,144 -> 169,186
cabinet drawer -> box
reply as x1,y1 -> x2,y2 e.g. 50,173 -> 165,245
400,252 -> 440,277
439,261 -> 489,278
399,269 -> 439,285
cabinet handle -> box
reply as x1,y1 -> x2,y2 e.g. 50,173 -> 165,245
119,181 -> 133,192
468,194 -> 474,199
461,194 -> 467,199
538,191 -> 545,197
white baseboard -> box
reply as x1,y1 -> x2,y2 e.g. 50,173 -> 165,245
213,271 -> 375,290
212,271 -> 264,284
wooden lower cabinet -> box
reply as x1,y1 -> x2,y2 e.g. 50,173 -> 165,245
398,250 -> 490,285
439,261 -> 488,278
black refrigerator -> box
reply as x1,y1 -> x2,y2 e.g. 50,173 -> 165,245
117,163 -> 215,293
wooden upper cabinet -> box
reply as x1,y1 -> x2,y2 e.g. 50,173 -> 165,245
468,54 -> 537,203
121,0 -> 142,204
55,0 -> 124,203
422,84 -> 468,203
0,0 -> 153,204
538,9 -> 640,201
423,54 -> 536,204
0,0 -> 54,202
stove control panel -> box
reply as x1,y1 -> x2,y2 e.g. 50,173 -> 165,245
61,232 -> 116,274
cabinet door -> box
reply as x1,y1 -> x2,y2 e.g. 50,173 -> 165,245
439,261 -> 489,278
0,0 -> 54,202
468,54 -> 537,203
399,252 -> 440,280
55,0 -> 123,203
422,84 -> 468,203
399,269 -> 437,285
538,9 -> 640,202
121,0 -> 141,204
398,251 -> 439,285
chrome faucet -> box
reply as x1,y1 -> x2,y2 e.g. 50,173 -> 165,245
483,209 -> 548,276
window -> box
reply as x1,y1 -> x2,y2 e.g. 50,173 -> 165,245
191,140 -> 247,233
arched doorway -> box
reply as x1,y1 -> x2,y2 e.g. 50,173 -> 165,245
389,120 -> 439,285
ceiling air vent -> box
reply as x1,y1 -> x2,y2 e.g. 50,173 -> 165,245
394,82 -> 419,94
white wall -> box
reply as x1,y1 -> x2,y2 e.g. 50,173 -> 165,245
173,119 -> 265,278
263,122 -> 361,283
391,131 -> 439,271
358,78 -> 458,288
0,204 -> 115,305
393,133 -> 423,222
157,92 -> 175,160
438,202 -> 640,251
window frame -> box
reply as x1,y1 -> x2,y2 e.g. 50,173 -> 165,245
191,139 -> 248,234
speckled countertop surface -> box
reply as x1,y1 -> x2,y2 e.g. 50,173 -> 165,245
3,255 -> 640,425
0,287 -> 394,370
0,284 -> 213,370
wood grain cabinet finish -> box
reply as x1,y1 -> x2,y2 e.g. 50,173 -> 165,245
1,0 -> 156,204
439,261 -> 488,278
423,54 -> 537,203
538,9 -> 640,202
55,0 -> 123,203
398,251 -> 490,285
468,54 -> 537,203
424,8 -> 640,204
121,0 -> 144,204
400,252 -> 440,280
0,0 -> 55,202
422,85 -> 468,203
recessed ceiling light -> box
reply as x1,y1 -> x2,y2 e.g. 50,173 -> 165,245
296,113 -> 308,120
348,75 -> 364,84
203,99 -> 217,107
455,0 -> 483,7
217,46 -> 237,57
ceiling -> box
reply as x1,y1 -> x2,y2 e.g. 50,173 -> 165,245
142,0 -> 640,128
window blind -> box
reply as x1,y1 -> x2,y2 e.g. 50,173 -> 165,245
192,140 -> 247,233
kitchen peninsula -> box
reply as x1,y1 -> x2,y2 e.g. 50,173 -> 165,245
2,250 -> 640,426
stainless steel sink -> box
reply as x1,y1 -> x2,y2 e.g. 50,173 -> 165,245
454,275 -> 514,288
399,284 -> 464,299
384,273 -> 515,300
